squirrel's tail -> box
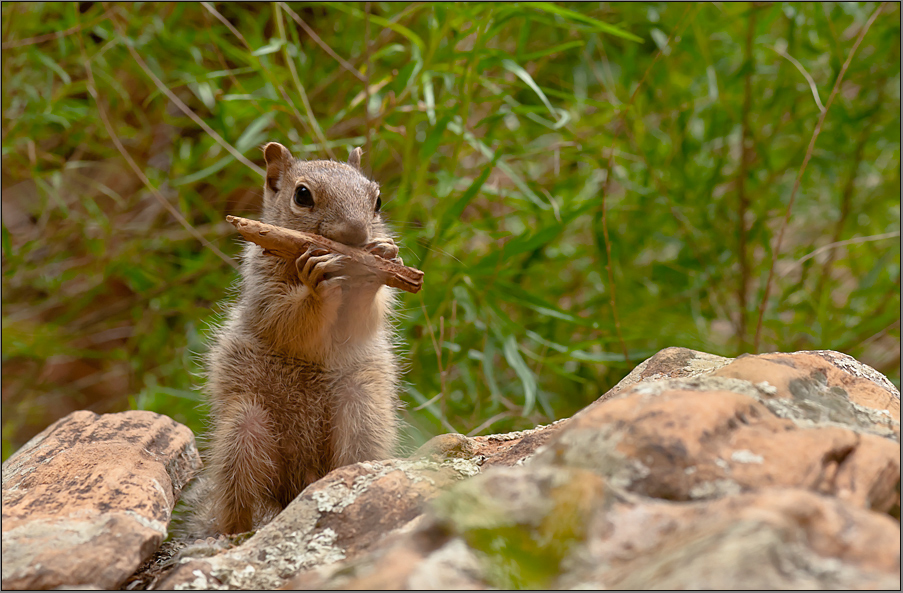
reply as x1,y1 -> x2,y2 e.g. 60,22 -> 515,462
169,474 -> 221,541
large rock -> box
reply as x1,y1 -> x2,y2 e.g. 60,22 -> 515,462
38,348 -> 897,590
287,523 -> 486,590
591,347 -> 899,426
712,351 -> 900,431
289,464 -> 606,590
590,346 -> 732,407
535,386 -> 899,512
294,468 -> 900,590
1,410 -> 200,590
275,349 -> 901,590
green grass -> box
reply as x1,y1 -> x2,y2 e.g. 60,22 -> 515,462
2,2 -> 899,459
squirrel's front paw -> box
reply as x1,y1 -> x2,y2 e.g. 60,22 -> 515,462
365,238 -> 401,263
296,247 -> 347,293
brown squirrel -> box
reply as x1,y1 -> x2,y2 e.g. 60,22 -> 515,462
181,143 -> 401,537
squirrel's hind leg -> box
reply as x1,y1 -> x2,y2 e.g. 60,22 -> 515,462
207,399 -> 281,534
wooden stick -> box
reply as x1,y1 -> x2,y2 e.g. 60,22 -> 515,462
226,215 -> 424,293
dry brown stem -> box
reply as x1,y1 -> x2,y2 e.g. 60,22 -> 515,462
227,216 -> 424,294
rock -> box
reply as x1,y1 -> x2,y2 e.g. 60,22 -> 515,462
431,465 -> 607,589
1,410 -> 200,590
411,433 -> 480,460
296,469 -> 900,590
28,348 -> 896,590
160,422 -> 564,590
566,487 -> 900,589
534,386 -> 900,513
413,419 -> 568,468
271,349 -> 899,590
712,351 -> 900,432
590,347 -> 733,406
291,464 -> 606,590
288,521 -> 486,590
158,457 -> 481,590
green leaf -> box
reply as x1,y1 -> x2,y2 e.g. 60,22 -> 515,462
172,154 -> 234,186
528,2 -> 643,42
502,335 -> 537,416
419,115 -> 452,162
235,112 -> 276,152
252,39 -> 285,56
501,59 -> 557,117
436,164 -> 493,244
495,281 -> 598,327
518,40 -> 585,62
34,50 -> 72,84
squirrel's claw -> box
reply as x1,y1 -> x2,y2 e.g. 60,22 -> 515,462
364,237 -> 399,260
296,247 -> 346,290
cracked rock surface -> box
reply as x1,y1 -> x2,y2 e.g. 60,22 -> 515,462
2,348 -> 898,590
1,410 -> 200,590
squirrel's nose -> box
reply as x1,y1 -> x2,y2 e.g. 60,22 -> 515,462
330,220 -> 369,247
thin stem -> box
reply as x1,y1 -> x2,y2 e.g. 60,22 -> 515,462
736,6 -> 756,350
597,3 -> 696,365
814,91 -> 883,300
2,9 -> 112,49
278,2 -> 365,82
780,232 -> 900,279
420,297 -> 447,412
201,2 -> 251,49
753,2 -> 886,351
274,2 -> 336,160
771,44 -> 826,113
364,1 -> 373,161
466,412 -> 515,437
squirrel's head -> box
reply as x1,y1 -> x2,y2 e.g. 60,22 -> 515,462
260,142 -> 385,247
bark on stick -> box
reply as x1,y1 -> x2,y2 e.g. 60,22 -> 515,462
226,215 -> 424,293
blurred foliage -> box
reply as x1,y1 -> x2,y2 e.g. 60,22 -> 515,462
2,2 -> 900,460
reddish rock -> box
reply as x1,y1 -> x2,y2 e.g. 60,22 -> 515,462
1,410 -> 200,590
158,424 -> 564,590
536,386 -> 900,513
595,347 -> 900,428
471,420 -> 569,467
713,351 -> 900,427
290,464 -> 607,590
286,520 -> 485,590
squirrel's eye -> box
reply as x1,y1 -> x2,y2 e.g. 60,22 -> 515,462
293,185 -> 313,208
375,194 -> 382,213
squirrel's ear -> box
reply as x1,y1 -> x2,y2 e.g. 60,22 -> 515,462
348,147 -> 363,170
263,142 -> 293,192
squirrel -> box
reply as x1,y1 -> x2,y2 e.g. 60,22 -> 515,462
180,143 -> 401,537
